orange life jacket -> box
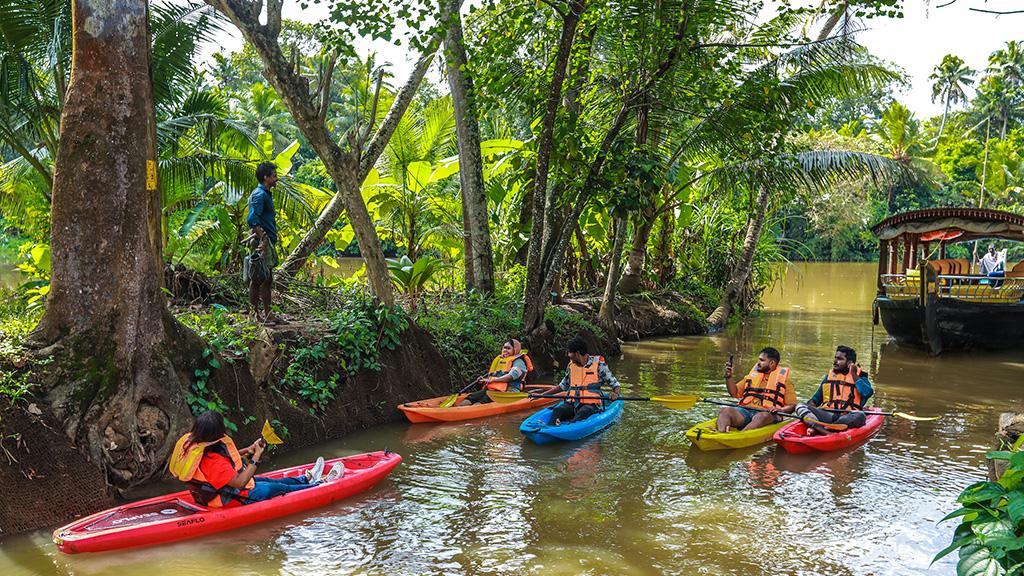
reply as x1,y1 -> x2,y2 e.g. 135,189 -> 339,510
567,355 -> 605,405
737,364 -> 791,409
821,367 -> 864,410
169,433 -> 254,508
484,353 -> 534,392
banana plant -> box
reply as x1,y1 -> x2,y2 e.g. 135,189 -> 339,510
386,255 -> 446,311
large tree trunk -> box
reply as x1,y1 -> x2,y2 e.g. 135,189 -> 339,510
937,93 -> 950,140
521,0 -> 586,334
574,223 -> 597,287
654,198 -> 676,284
445,12 -> 494,294
616,214 -> 654,294
524,15 -> 691,334
598,218 -> 627,334
33,0 -> 199,489
459,191 -> 476,288
706,187 -> 770,330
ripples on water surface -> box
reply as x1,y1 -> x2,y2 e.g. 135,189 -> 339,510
2,262 -> 1021,576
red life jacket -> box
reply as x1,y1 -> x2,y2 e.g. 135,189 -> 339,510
737,364 -> 791,409
567,355 -> 605,405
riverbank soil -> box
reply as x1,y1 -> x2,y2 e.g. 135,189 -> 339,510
558,290 -> 708,341
0,319 -> 453,536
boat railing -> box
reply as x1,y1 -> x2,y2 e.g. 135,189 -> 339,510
880,273 -> 920,299
936,275 -> 1024,302
881,273 -> 1024,302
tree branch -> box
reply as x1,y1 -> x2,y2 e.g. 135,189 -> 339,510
359,69 -> 384,147
318,51 -> 338,123
359,0 -> 463,176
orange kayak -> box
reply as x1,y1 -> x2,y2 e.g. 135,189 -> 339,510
399,385 -> 559,423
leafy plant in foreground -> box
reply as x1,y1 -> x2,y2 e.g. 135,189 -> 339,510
935,444 -> 1024,575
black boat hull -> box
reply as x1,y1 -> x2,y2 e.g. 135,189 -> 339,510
876,297 -> 1024,353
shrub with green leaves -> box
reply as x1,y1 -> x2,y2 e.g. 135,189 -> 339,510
327,288 -> 407,373
935,443 -> 1024,575
417,291 -> 522,383
0,289 -> 42,362
177,304 -> 262,357
545,306 -> 608,345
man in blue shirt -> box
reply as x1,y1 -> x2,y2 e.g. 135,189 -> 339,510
247,162 -> 279,323
795,345 -> 874,435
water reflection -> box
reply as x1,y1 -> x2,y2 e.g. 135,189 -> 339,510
3,262 -> 1018,575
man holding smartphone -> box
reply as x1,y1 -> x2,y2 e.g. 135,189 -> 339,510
717,347 -> 797,432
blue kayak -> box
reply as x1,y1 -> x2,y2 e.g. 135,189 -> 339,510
520,401 -> 624,445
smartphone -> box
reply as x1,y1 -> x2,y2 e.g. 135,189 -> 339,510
727,354 -> 734,367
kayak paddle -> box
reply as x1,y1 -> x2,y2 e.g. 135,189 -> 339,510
259,419 -> 284,447
700,398 -> 849,431
821,407 -> 939,422
486,391 -> 699,410
439,378 -> 483,408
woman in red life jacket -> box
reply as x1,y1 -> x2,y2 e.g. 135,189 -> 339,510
169,411 -> 341,507
549,337 -> 621,425
459,338 -> 534,405
717,346 -> 797,432
794,345 -> 875,435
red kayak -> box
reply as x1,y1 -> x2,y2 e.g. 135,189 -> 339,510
52,451 -> 401,554
773,409 -> 884,454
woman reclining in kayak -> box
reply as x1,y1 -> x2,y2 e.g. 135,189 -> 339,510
459,338 -> 534,405
169,411 -> 341,507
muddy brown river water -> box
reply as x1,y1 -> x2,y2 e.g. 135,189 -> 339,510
2,262 -> 1020,575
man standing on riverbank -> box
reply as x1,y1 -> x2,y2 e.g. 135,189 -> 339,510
795,345 -> 874,434
247,162 -> 279,323
550,337 -> 621,425
717,347 -> 796,432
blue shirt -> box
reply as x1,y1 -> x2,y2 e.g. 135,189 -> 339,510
810,371 -> 874,406
247,184 -> 277,244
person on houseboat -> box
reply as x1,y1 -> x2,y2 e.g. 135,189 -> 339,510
459,338 -> 534,405
977,244 -> 1007,276
550,337 -> 621,425
794,345 -> 874,435
169,410 -> 341,507
717,347 -> 797,432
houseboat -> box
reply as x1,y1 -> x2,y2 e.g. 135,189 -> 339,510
872,208 -> 1024,354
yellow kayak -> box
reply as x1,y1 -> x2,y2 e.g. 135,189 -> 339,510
684,418 -> 788,451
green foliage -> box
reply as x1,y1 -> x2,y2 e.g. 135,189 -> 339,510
0,289 -> 41,362
417,291 -> 522,382
545,306 -> 608,346
0,371 -> 33,406
935,449 -> 1024,575
387,255 -> 445,297
326,289 -> 408,373
280,340 -> 339,414
177,304 -> 262,357
186,348 -> 236,431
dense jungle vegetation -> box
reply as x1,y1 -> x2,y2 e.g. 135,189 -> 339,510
1,1 -> 1024,572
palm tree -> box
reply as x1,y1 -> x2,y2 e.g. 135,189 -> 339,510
983,41 -> 1024,138
369,97 -> 458,260
929,54 -> 975,139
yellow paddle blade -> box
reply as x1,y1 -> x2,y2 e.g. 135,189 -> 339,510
649,395 -> 698,410
438,394 -> 460,408
487,391 -> 534,404
893,412 -> 940,422
261,420 -> 283,445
